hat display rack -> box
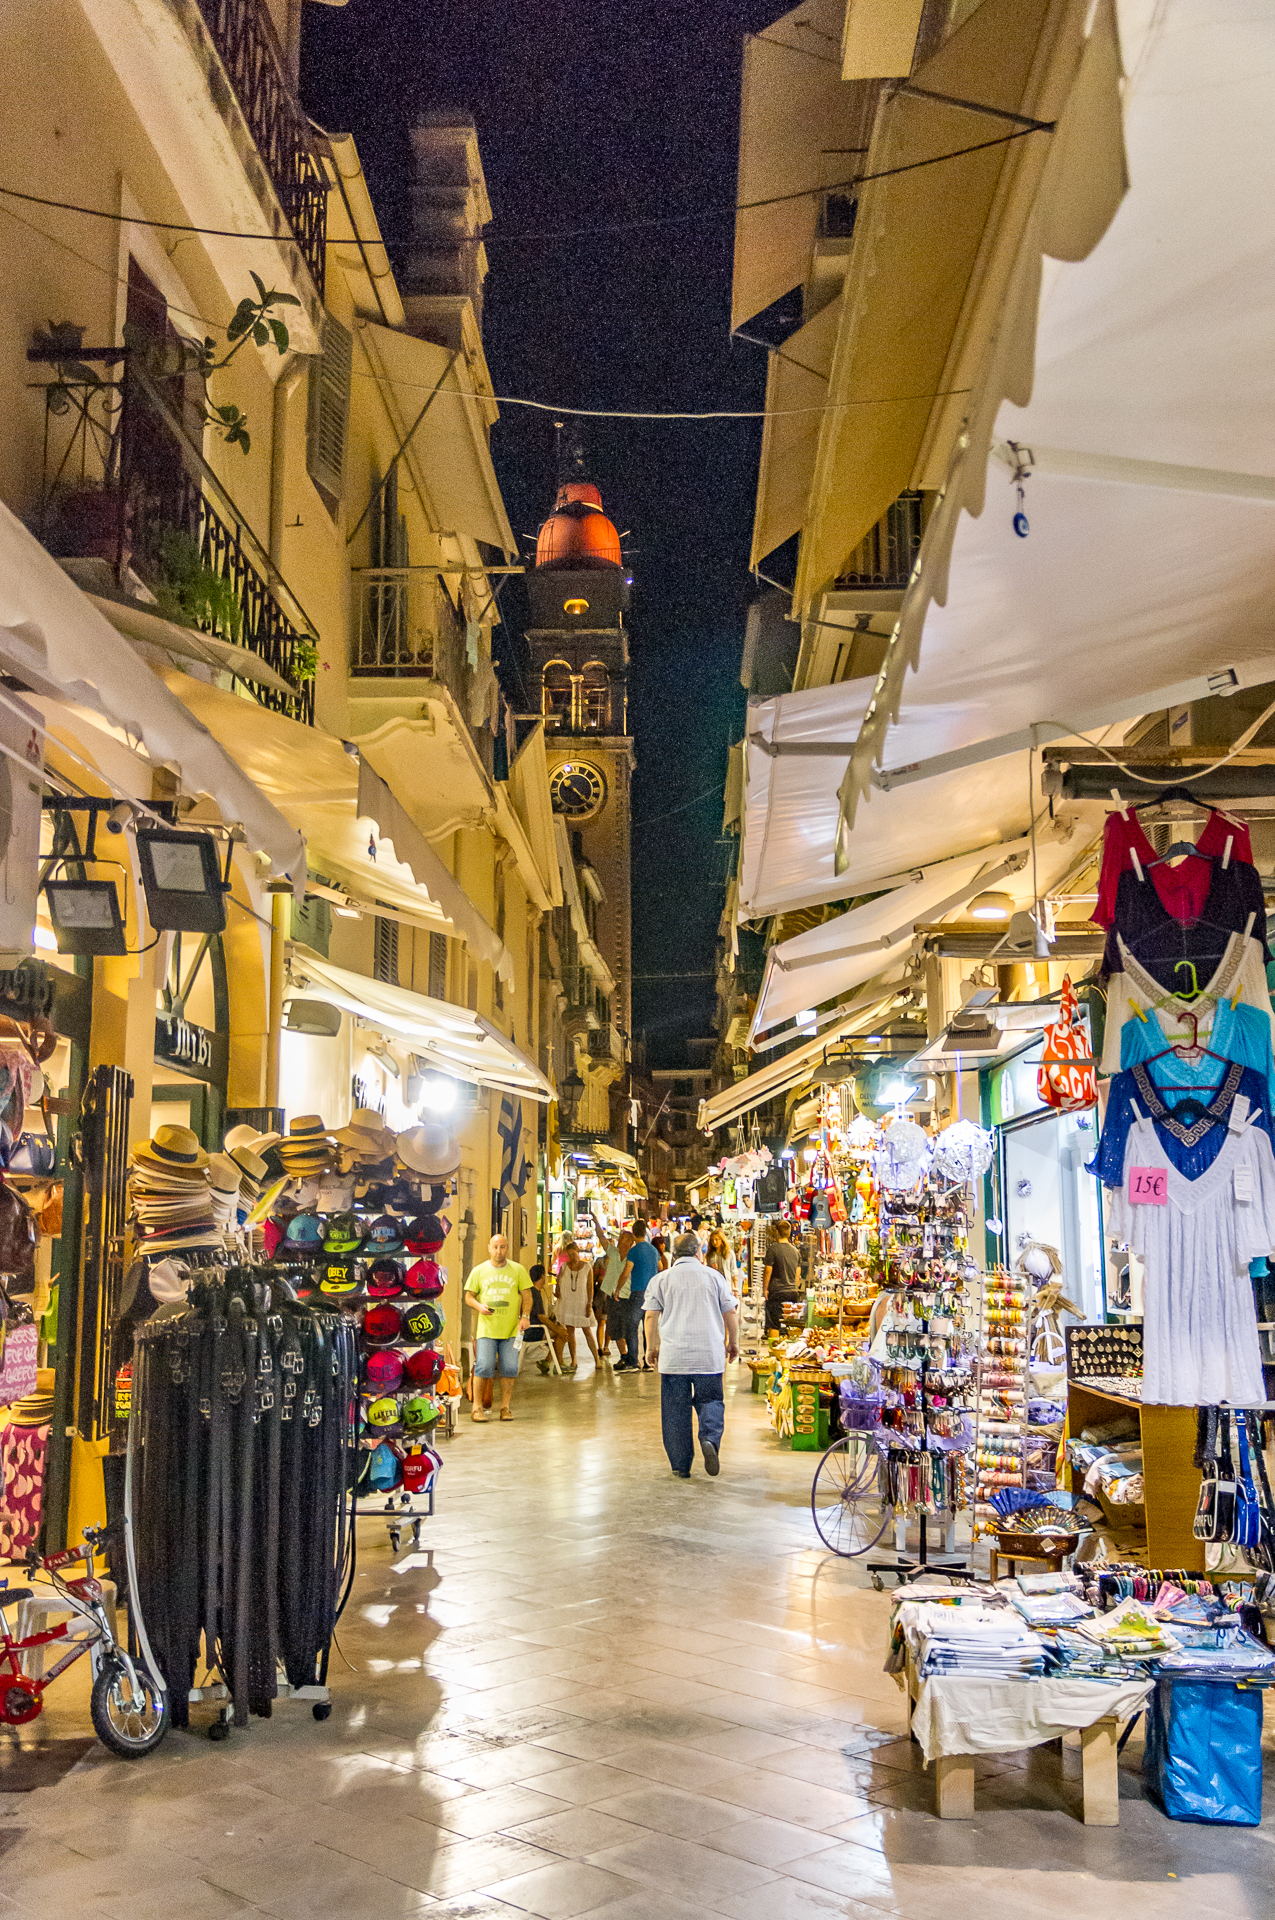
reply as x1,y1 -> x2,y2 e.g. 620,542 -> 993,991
117,1105 -> 462,1733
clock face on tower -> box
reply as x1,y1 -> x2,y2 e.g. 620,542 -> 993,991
550,761 -> 607,821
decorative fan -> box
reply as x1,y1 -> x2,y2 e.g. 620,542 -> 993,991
844,1115 -> 877,1156
931,1118 -> 994,1184
875,1119 -> 931,1191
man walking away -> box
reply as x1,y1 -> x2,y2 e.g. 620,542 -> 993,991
644,1229 -> 739,1478
763,1220 -> 805,1333
615,1220 -> 659,1372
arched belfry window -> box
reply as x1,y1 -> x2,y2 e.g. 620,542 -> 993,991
581,662 -> 610,732
541,660 -> 572,726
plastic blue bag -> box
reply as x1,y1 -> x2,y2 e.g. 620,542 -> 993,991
1144,1677 -> 1264,1824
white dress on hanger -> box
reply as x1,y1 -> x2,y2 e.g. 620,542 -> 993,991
1105,1109 -> 1272,1406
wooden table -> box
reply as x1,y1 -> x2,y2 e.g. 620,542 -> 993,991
904,1651 -> 1124,1824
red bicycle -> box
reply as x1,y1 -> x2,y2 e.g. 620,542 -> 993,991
0,1525 -> 168,1756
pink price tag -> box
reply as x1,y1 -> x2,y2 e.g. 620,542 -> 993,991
1129,1165 -> 1168,1206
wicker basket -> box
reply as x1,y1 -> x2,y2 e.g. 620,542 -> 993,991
994,1527 -> 1079,1560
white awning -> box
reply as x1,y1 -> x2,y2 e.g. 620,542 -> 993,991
841,0 -> 1275,835
0,501 -> 303,882
164,674 -> 513,979
751,297 -> 841,568
738,677 -> 873,920
359,323 -> 516,555
286,948 -> 553,1101
732,0 -> 873,332
699,983 -> 901,1133
751,837 -> 1040,1037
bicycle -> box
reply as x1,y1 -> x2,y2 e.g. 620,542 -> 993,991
810,1431 -> 891,1559
0,1525 -> 169,1757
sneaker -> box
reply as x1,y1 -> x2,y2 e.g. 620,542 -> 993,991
672,1469 -> 691,1479
614,1360 -> 638,1373
702,1441 -> 720,1477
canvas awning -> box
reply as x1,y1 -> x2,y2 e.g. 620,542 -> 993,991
164,675 -> 513,980
738,677 -> 874,920
794,0 -> 1127,611
838,0 -> 1275,844
286,949 -> 553,1100
358,323 -> 516,555
0,501 -> 303,882
732,0 -> 874,333
750,836 -> 1044,1038
699,982 -> 901,1133
751,297 -> 841,568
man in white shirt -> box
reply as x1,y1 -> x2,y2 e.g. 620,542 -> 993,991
643,1230 -> 740,1479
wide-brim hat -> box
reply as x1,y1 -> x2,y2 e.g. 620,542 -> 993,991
333,1107 -> 398,1157
224,1124 -> 283,1156
228,1145 -> 269,1186
396,1124 -> 460,1180
208,1152 -> 243,1198
133,1124 -> 210,1175
278,1115 -> 335,1162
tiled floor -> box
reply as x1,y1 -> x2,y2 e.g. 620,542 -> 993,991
3,1360 -> 1273,1917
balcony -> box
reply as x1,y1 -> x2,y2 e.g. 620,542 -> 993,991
193,0 -> 327,295
587,1024 -> 625,1069
353,570 -> 466,684
834,491 -> 926,593
34,342 -> 316,724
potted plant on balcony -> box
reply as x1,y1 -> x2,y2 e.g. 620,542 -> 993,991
148,527 -> 244,642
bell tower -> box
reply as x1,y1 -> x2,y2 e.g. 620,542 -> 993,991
523,439 -> 634,1036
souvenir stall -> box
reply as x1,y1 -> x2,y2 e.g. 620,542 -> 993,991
1077,796 -> 1275,1576
114,1103 -> 460,1733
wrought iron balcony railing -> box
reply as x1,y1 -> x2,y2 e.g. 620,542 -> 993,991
193,0 -> 327,295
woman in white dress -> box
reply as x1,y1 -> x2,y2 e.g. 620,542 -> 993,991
554,1236 -> 601,1371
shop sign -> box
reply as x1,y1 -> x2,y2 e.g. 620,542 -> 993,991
155,1013 -> 226,1083
0,1324 -> 38,1405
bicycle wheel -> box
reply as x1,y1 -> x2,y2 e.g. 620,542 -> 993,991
91,1661 -> 169,1758
811,1434 -> 890,1557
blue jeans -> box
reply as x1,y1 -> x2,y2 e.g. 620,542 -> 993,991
475,1335 -> 520,1378
660,1372 -> 724,1475
617,1293 -> 645,1360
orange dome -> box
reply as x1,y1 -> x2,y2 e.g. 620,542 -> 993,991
535,481 -> 623,572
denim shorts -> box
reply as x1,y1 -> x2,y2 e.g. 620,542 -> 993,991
474,1335 -> 520,1378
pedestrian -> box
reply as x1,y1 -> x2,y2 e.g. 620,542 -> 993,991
554,1235 -> 601,1370
643,1229 -> 740,1477
763,1219 -> 805,1333
705,1228 -> 739,1296
593,1227 -> 629,1363
614,1219 -> 660,1372
463,1233 -> 533,1421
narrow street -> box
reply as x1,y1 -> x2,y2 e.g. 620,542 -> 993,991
3,1370 -> 1269,1918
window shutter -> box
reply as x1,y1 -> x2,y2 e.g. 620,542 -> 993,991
428,931 -> 448,1000
307,315 -> 352,499
373,916 -> 399,986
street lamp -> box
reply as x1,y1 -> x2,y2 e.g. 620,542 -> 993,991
560,1067 -> 585,1133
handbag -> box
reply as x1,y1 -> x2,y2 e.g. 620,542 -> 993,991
1194,1410 -> 1237,1542
1037,976 -> 1097,1112
1233,1411 -> 1270,1554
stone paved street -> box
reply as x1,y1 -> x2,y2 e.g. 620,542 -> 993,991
2,1361 -> 1271,1917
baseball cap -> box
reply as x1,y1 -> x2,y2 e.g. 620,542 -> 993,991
402,1394 -> 439,1432
365,1348 -> 405,1391
364,1392 -> 401,1429
400,1450 -> 436,1495
402,1258 -> 444,1298
363,1303 -> 403,1347
324,1211 -> 363,1254
403,1301 -> 445,1344
404,1213 -> 445,1254
283,1211 -> 325,1256
404,1346 -> 443,1387
365,1259 -> 404,1298
362,1214 -> 404,1257
318,1259 -> 362,1299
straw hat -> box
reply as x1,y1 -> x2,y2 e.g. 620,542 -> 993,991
132,1124 -> 210,1176
333,1107 -> 398,1159
225,1123 -> 282,1156
227,1144 -> 269,1187
208,1153 -> 243,1197
395,1123 -> 460,1180
277,1114 -> 336,1171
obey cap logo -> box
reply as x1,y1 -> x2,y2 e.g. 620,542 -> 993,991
319,1259 -> 361,1296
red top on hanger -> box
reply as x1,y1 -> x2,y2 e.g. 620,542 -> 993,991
1094,808 -> 1252,928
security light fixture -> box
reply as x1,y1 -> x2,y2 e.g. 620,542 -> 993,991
44,878 -> 127,956
969,890 -> 1013,921
417,1070 -> 458,1116
135,827 -> 227,934
283,997 -> 342,1037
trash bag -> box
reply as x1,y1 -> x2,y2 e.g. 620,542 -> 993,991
1144,1677 -> 1264,1824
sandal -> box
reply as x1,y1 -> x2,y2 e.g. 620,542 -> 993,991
500,1407 -> 513,1420
471,1409 -> 490,1422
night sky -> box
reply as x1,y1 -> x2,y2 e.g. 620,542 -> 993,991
302,0 -> 780,1064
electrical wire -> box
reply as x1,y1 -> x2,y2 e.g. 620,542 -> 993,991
1040,695 -> 1275,790
631,779 -> 726,830
0,125 -> 1051,253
